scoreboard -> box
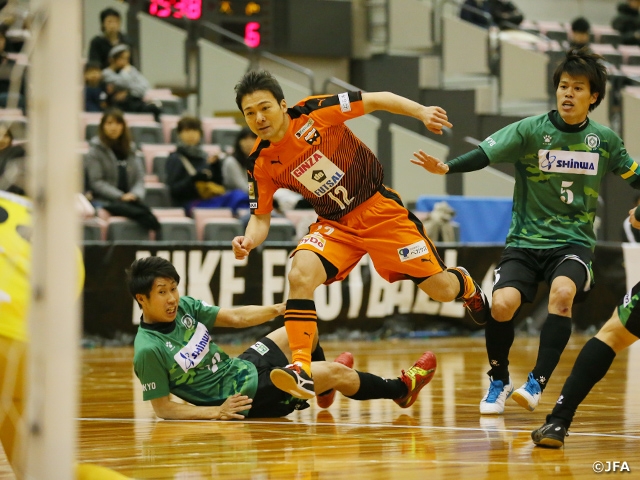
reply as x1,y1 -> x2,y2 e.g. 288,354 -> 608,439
147,0 -> 350,56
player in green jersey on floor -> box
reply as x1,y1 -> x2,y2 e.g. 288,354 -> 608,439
130,256 -> 436,420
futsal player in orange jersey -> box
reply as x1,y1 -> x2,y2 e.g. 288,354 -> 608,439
232,70 -> 489,400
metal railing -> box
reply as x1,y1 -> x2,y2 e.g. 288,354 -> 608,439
322,76 -> 365,94
199,21 -> 315,94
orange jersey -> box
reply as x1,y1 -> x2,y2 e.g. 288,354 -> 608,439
246,92 -> 384,221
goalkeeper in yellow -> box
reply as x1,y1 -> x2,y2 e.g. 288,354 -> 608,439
0,190 -> 30,479
0,190 -> 128,479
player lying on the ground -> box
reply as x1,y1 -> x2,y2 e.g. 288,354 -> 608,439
129,256 -> 436,419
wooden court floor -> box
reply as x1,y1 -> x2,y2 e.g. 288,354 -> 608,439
1,335 -> 639,479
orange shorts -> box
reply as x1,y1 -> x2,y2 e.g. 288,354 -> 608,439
292,186 -> 446,284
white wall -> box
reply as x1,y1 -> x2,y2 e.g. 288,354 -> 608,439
622,87 -> 640,158
514,0 -> 618,25
442,15 -> 490,77
198,40 -> 249,117
388,0 -> 433,51
500,40 -> 548,103
463,167 -> 515,197
138,15 -> 187,89
390,123 -> 448,203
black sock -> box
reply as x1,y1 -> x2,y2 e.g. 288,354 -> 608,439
311,342 -> 326,362
346,371 -> 407,401
531,314 -> 572,391
549,337 -> 616,428
485,314 -> 514,383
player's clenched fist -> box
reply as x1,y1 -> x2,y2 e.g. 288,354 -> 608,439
232,236 -> 254,260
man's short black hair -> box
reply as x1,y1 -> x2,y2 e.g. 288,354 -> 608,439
176,115 -> 203,134
553,47 -> 607,111
84,61 -> 102,72
234,70 -> 285,112
126,257 -> 180,303
100,7 -> 121,24
571,17 -> 591,34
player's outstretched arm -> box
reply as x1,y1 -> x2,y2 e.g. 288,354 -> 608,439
411,150 -> 449,175
231,213 -> 271,260
150,394 -> 252,420
215,303 -> 286,328
361,91 -> 452,135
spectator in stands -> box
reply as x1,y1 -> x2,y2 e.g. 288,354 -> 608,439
84,61 -> 106,113
0,24 -> 24,111
622,194 -> 640,242
165,116 -> 249,215
221,126 -> 255,191
488,0 -> 524,30
0,125 -> 25,195
102,44 -> 161,121
612,0 -> 640,45
569,17 -> 591,49
85,108 -> 160,233
88,7 -> 131,70
460,0 -> 492,28
102,44 -> 148,99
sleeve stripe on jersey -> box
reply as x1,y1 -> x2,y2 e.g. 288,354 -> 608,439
621,161 -> 638,180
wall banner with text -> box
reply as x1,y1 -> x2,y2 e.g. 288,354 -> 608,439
82,243 -> 627,338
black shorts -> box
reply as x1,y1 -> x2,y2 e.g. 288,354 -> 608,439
238,337 -> 309,418
492,245 -> 594,304
618,281 -> 640,337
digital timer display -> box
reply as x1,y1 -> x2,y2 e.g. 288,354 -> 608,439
148,0 -> 202,20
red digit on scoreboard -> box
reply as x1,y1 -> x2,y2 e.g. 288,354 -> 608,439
148,0 -> 202,20
245,21 -> 261,48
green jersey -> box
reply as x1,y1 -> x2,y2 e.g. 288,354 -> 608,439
480,111 -> 639,249
133,296 -> 258,406
618,281 -> 640,333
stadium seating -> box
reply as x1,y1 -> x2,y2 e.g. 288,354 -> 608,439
144,89 -> 184,115
140,143 -> 175,174
158,217 -> 197,241
106,217 -> 152,241
152,155 -> 169,182
264,217 -> 296,244
589,43 -> 622,67
151,207 -> 185,218
202,217 -> 243,242
592,24 -> 621,46
192,207 -> 233,240
209,125 -> 242,151
144,183 -> 172,207
160,115 -> 180,143
82,217 -> 107,241
129,123 -> 164,145
0,116 -> 27,140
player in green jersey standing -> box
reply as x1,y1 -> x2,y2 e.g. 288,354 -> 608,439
130,256 -> 436,420
411,47 -> 640,415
